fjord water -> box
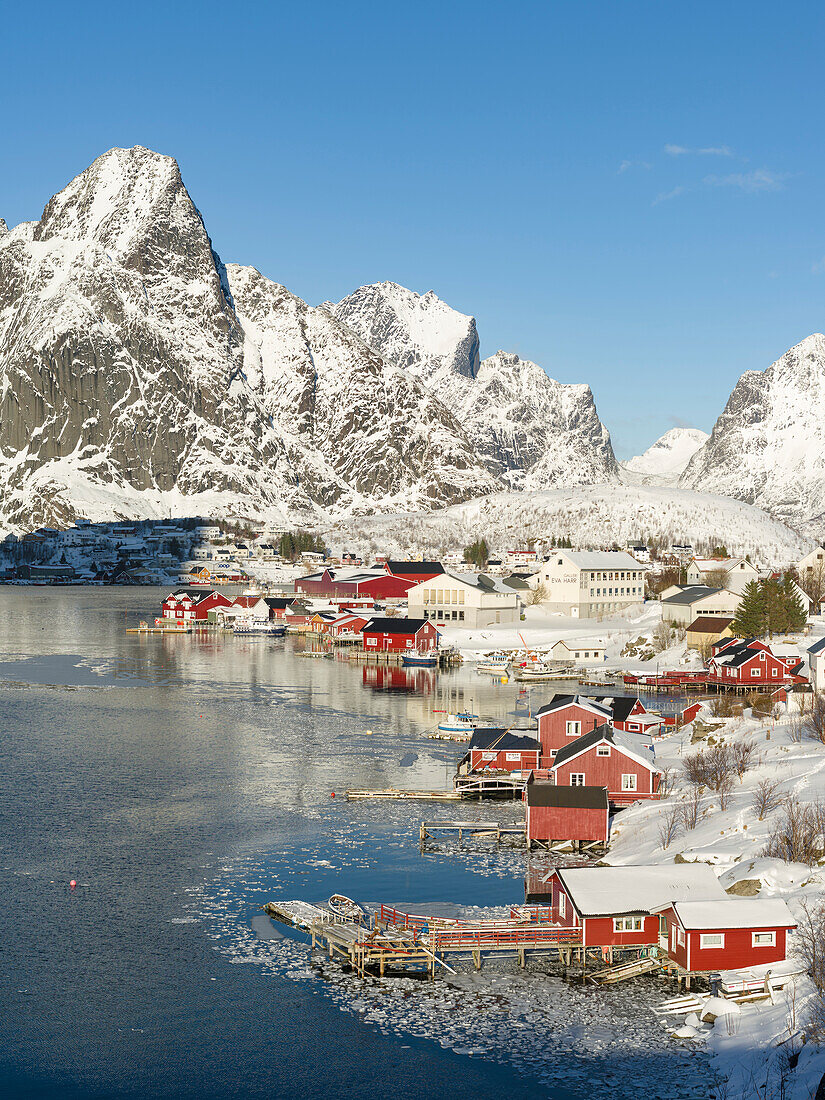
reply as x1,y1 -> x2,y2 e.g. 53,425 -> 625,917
0,587 -> 560,1099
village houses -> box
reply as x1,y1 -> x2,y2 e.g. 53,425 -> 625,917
406,571 -> 522,627
660,585 -> 742,626
685,556 -> 758,594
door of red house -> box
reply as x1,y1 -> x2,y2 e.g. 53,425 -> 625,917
382,636 -> 391,651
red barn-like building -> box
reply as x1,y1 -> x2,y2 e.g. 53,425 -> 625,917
361,617 -> 440,653
162,589 -> 233,621
524,781 -> 609,847
383,560 -> 445,585
535,696 -> 613,760
660,899 -> 797,972
295,568 -> 413,601
707,638 -> 804,687
550,724 -> 661,805
544,865 -> 726,948
461,729 -> 541,773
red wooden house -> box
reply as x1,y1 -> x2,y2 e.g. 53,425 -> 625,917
460,729 -> 541,774
263,597 -> 299,621
328,613 -> 371,639
658,899 -> 797,972
534,695 -> 613,760
550,724 -> 661,805
295,569 -> 413,601
524,780 -> 609,847
162,589 -> 233,621
707,638 -> 805,688
543,864 -> 725,948
361,617 -> 440,653
383,560 -> 445,584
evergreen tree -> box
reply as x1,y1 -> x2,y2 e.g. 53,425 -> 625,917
463,538 -> 489,568
732,580 -> 765,637
781,574 -> 807,632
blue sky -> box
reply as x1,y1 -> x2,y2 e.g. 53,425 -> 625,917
2,1 -> 824,457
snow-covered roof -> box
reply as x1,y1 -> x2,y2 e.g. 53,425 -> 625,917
690,557 -> 748,571
557,551 -> 644,571
557,865 -> 725,917
671,898 -> 796,930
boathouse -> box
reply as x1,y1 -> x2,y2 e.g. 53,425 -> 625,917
706,638 -> 805,688
295,568 -> 414,601
549,723 -> 661,804
361,617 -> 440,653
462,729 -> 541,773
524,779 -> 609,847
544,864 -> 726,948
383,560 -> 445,584
534,695 -> 612,759
658,898 -> 797,972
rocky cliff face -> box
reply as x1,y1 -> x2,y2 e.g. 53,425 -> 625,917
0,147 -> 496,530
329,285 -> 618,489
680,334 -> 825,536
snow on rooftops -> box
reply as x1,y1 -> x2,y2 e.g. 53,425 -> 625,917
559,551 -> 645,571
662,586 -> 723,604
557,864 -> 725,917
670,898 -> 797,930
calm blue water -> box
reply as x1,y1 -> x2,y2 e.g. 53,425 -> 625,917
0,588 -> 712,1098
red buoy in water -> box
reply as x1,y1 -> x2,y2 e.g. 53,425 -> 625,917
330,791 -> 336,798
69,880 -> 77,889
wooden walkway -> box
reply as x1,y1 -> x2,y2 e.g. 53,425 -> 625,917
419,820 -> 526,849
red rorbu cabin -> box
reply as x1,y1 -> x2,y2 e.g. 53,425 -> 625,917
550,724 -> 662,805
544,865 -> 726,948
524,780 -> 609,848
461,729 -> 541,774
659,899 -> 797,972
361,617 -> 440,654
707,639 -> 805,687
534,695 -> 613,760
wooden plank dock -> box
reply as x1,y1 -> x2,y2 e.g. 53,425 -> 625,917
345,788 -> 462,802
419,820 -> 526,849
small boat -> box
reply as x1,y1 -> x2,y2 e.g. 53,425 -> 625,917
436,711 -> 478,734
514,662 -> 575,682
232,619 -> 285,636
476,652 -> 510,674
327,894 -> 370,925
402,649 -> 438,667
579,672 -> 616,687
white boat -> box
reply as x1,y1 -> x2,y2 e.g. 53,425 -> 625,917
476,652 -> 510,674
436,711 -> 478,734
514,662 -> 575,682
232,619 -> 285,636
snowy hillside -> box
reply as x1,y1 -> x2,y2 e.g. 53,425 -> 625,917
329,285 -> 619,489
0,148 -> 498,532
324,484 -> 813,567
622,427 -> 709,485
681,334 -> 825,537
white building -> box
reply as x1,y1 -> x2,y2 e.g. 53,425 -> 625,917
685,557 -> 758,595
808,637 -> 825,692
530,550 -> 646,618
661,586 -> 742,626
549,638 -> 607,665
407,572 -> 521,628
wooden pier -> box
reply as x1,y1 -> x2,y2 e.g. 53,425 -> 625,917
419,820 -> 526,848
264,899 -> 585,978
345,788 -> 462,802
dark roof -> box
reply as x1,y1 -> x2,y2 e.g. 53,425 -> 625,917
687,616 -> 734,633
526,780 -> 608,810
809,636 -> 825,656
552,723 -> 614,769
469,728 -> 540,752
172,587 -> 214,600
661,586 -> 723,605
264,597 -> 295,609
362,616 -> 435,634
385,561 -> 445,575
534,694 -> 613,719
610,696 -> 642,724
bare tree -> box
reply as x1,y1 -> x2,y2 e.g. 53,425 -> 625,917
653,618 -> 672,653
795,900 -> 825,1039
763,797 -> 825,865
718,775 -> 735,811
680,784 -> 704,830
751,778 -> 783,820
731,740 -> 756,779
804,693 -> 825,744
657,803 -> 682,850
525,582 -> 548,607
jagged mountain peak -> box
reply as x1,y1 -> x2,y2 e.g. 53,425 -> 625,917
680,334 -> 825,536
328,281 -> 480,381
622,427 -> 709,485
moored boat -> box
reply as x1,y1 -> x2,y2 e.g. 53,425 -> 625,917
327,894 -> 370,925
402,649 -> 439,667
436,711 -> 478,734
232,619 -> 285,636
475,652 -> 510,674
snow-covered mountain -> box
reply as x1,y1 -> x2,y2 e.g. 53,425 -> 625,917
622,427 -> 709,485
328,284 -> 619,489
323,484 -> 813,567
680,334 -> 825,537
0,147 -> 497,531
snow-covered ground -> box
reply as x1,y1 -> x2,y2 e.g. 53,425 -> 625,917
324,484 -> 813,568
604,625 -> 825,1098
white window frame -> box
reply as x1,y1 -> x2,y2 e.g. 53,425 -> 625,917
596,745 -> 610,757
559,893 -> 566,918
613,917 -> 644,933
752,931 -> 776,947
677,926 -> 685,946
621,774 -> 637,791
565,721 -> 581,737
569,773 -> 585,786
700,933 -> 725,949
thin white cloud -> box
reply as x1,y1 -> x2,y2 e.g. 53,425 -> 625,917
664,144 -> 734,157
703,169 -> 785,192
652,185 -> 687,205
812,257 -> 825,275
618,158 -> 651,174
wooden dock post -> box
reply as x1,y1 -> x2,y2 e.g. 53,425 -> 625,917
473,950 -> 481,971
518,947 -> 525,969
